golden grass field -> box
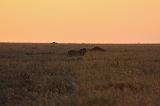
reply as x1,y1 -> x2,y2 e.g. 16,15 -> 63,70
0,43 -> 160,106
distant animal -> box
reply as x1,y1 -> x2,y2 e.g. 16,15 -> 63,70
68,48 -> 87,57
90,46 -> 105,52
51,42 -> 57,44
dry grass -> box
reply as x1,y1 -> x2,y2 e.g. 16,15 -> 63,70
0,43 -> 160,106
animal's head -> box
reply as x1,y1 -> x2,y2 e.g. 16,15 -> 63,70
80,48 -> 87,54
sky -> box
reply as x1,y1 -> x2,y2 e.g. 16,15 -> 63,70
0,0 -> 160,43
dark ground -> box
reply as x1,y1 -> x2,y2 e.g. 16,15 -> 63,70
0,43 -> 160,106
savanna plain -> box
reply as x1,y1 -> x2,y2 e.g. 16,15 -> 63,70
0,43 -> 160,106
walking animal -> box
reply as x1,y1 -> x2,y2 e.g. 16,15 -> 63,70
68,48 -> 87,57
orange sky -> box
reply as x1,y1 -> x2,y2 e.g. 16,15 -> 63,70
0,0 -> 160,43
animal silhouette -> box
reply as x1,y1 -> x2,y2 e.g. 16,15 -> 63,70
68,48 -> 87,57
90,46 -> 105,52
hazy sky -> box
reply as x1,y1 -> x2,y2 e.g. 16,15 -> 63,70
0,0 -> 160,43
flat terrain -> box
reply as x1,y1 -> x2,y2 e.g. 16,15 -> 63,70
0,43 -> 160,106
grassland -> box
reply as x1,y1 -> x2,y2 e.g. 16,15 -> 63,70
0,43 -> 160,106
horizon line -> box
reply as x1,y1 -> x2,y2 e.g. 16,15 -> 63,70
0,41 -> 160,45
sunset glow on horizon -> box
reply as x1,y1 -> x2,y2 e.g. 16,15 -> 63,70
0,0 -> 160,43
